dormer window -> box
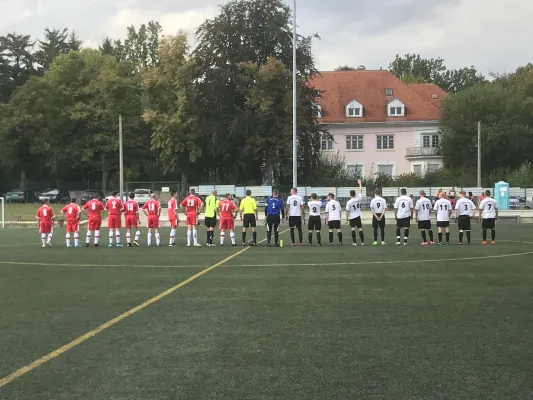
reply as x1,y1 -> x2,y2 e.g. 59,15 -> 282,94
345,100 -> 363,118
387,99 -> 405,116
313,104 -> 322,118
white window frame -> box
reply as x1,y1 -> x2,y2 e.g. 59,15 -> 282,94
422,134 -> 439,148
345,100 -> 363,118
427,163 -> 440,173
345,135 -> 364,151
321,135 -> 333,151
387,99 -> 405,117
376,135 -> 394,150
376,163 -> 395,177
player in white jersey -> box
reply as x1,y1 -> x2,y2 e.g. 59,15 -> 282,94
370,189 -> 387,245
414,190 -> 434,245
286,188 -> 305,246
478,190 -> 498,245
433,192 -> 453,245
307,193 -> 322,246
455,190 -> 476,245
325,193 -> 342,246
394,188 -> 414,245
345,179 -> 365,246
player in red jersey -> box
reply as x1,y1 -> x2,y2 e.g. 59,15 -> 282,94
36,199 -> 55,247
167,191 -> 179,246
218,193 -> 238,246
142,194 -> 162,246
61,199 -> 81,248
124,192 -> 141,247
180,189 -> 203,247
82,195 -> 105,246
105,191 -> 124,248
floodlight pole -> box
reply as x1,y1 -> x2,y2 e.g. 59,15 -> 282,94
119,115 -> 124,200
477,121 -> 481,187
292,0 -> 297,189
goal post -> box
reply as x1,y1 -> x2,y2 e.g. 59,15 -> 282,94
0,197 -> 4,228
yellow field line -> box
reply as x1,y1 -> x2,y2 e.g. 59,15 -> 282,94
0,248 -> 249,388
0,228 -> 289,388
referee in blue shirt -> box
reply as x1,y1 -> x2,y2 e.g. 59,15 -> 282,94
265,190 -> 285,247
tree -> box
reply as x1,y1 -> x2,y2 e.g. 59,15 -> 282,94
334,65 -> 356,71
440,81 -> 533,172
99,37 -> 116,56
0,33 -> 35,99
0,50 -> 149,191
115,21 -> 162,70
389,53 -> 486,92
35,28 -> 70,71
192,0 -> 323,184
142,33 -> 202,186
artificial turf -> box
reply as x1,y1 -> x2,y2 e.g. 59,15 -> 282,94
0,224 -> 532,399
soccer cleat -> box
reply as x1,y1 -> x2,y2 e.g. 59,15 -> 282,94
429,241 -> 435,245
85,243 -> 90,248
210,244 -> 217,247
291,243 -> 296,247
267,243 -> 272,247
242,243 -> 246,247
421,242 -> 428,246
352,243 -> 357,246
456,242 -> 463,245
47,243 -> 52,247
491,241 -> 495,245
116,244 -> 123,248
194,243 -> 202,247
329,243 -> 333,246
253,243 -> 257,247
66,245 -> 71,248
94,244 -> 99,247
299,243 -> 304,246
371,241 -> 378,246
438,242 -> 443,245
134,241 -> 140,247
127,243 -> 132,247
360,243 -> 365,246
481,241 -> 487,245
232,244 -> 237,247
108,244 -> 113,248
381,241 -> 386,246
395,242 -> 401,246
42,244 -> 46,248
157,244 -> 162,247
403,243 -> 408,246
75,245 -> 82,248
186,244 -> 191,247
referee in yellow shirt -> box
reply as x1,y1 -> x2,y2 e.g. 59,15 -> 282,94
239,189 -> 258,246
205,189 -> 219,246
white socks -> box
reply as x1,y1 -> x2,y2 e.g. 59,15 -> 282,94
187,230 -> 192,246
170,228 -> 176,245
126,231 -> 131,244
86,231 -> 91,244
155,232 -> 160,246
115,231 -> 121,244
74,232 -> 79,246
41,233 -> 46,246
109,230 -> 114,244
135,231 -> 140,242
147,232 -> 152,246
95,230 -> 100,245
193,229 -> 198,245
220,232 -> 225,245
230,232 -> 235,245
66,233 -> 71,247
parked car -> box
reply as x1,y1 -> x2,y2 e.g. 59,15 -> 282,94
81,190 -> 105,205
5,189 -> 37,203
105,192 -> 128,203
256,197 -> 267,208
38,189 -> 70,204
133,189 -> 151,206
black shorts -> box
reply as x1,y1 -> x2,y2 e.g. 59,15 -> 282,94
288,216 -> 302,228
437,221 -> 450,228
349,217 -> 362,229
458,215 -> 471,231
396,217 -> 411,228
266,214 -> 280,231
308,215 -> 321,231
482,218 -> 496,230
243,214 -> 256,228
418,220 -> 432,230
328,220 -> 341,230
372,214 -> 385,229
205,216 -> 217,228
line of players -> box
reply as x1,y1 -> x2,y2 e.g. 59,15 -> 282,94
35,183 -> 499,248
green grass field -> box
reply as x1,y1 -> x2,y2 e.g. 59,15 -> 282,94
2,203 -> 87,223
1,223 -> 532,399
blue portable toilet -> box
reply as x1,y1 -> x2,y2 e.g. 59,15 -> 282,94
494,181 -> 510,210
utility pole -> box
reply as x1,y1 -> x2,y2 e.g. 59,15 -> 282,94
477,121 -> 481,187
119,115 -> 124,200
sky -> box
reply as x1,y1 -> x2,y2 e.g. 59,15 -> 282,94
0,0 -> 531,75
